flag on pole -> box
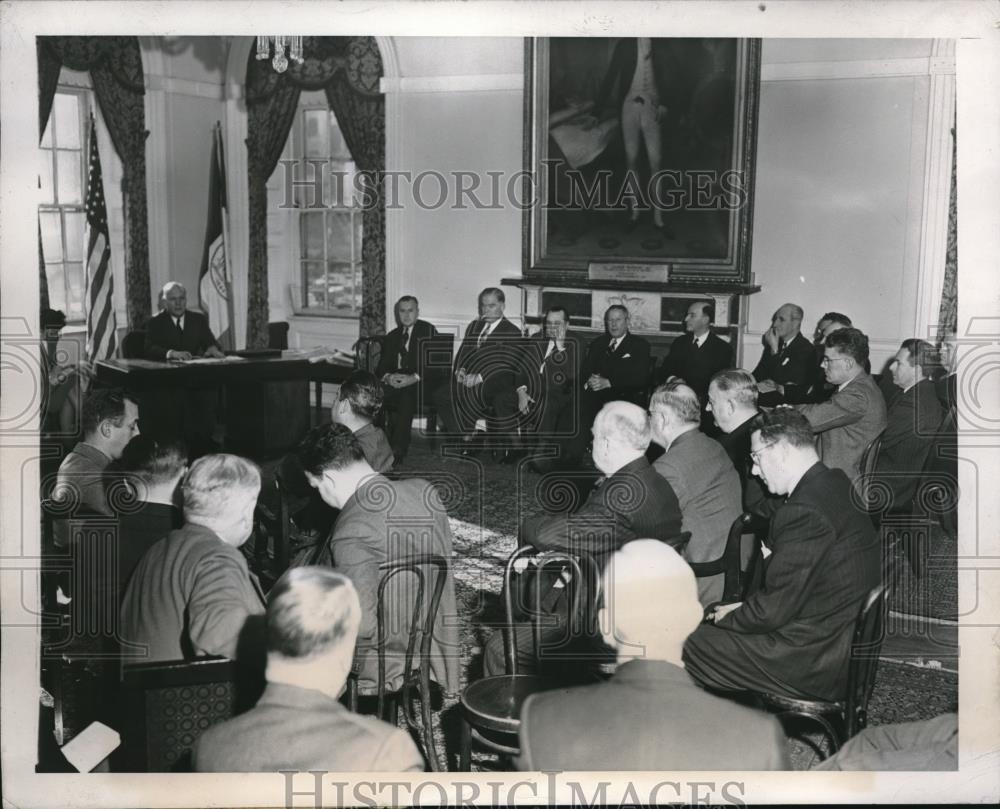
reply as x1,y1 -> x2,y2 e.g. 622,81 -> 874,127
84,114 -> 118,361
199,122 -> 233,349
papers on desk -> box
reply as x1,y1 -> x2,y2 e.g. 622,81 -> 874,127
177,355 -> 247,365
291,346 -> 356,366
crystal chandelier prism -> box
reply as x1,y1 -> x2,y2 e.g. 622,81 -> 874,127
256,36 -> 304,73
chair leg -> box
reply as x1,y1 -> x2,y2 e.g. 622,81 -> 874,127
459,716 -> 471,771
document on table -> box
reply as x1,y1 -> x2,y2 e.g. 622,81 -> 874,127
176,356 -> 248,365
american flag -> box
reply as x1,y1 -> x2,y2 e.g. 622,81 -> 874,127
84,114 -> 117,361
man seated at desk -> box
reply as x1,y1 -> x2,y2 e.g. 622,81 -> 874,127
144,281 -> 225,361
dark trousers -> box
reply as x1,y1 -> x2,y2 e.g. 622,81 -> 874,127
381,383 -> 418,459
520,392 -> 582,469
433,381 -> 519,439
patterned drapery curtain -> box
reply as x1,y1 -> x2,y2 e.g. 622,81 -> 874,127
244,36 -> 385,347
937,124 -> 957,341
37,36 -> 152,329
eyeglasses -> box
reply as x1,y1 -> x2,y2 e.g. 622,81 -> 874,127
749,442 -> 777,464
820,356 -> 850,367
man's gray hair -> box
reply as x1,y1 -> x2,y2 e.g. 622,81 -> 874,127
650,381 -> 701,424
161,280 -> 186,297
595,401 -> 651,452
709,369 -> 759,409
183,453 -> 261,523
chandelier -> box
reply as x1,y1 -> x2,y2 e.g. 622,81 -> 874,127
256,36 -> 304,73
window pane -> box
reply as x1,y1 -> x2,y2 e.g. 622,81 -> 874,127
326,160 -> 357,208
47,264 -> 67,313
66,263 -> 86,321
300,213 -> 325,260
41,118 -> 54,148
303,109 -> 329,158
64,212 -> 87,261
302,261 -> 327,308
325,212 -> 354,262
39,152 -> 55,205
57,151 -> 83,205
354,215 -> 363,256
40,211 -> 64,262
329,115 -> 350,159
54,93 -> 82,149
327,262 -> 356,311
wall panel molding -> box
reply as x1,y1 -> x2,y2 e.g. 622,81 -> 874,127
762,56 -> 955,83
146,74 -> 226,100
139,36 -> 171,309
381,74 -> 522,94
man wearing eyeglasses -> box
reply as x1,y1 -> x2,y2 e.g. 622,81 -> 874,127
795,327 -> 886,495
682,409 -> 880,703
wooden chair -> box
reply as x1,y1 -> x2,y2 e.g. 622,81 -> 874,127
458,547 -> 585,770
118,657 -> 263,772
855,431 -> 886,526
120,330 -> 146,359
753,580 -> 889,760
688,512 -> 761,604
344,554 -> 451,771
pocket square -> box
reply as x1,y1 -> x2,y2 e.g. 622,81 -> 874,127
622,353 -> 632,359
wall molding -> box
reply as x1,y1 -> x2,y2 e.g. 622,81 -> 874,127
146,74 -> 226,101
381,73 -> 522,95
762,56 -> 955,83
224,36 -> 252,349
138,36 -> 171,311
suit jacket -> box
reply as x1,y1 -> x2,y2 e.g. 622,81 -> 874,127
353,423 -> 394,473
326,477 -> 461,695
715,414 -> 776,516
120,523 -> 266,663
524,456 -> 685,563
877,379 -> 945,508
144,309 -> 220,360
797,372 -> 887,492
453,316 -> 523,402
515,331 -> 583,429
581,331 -> 652,405
375,319 -> 438,378
752,332 -> 819,405
192,681 -> 423,772
54,442 -> 113,516
688,462 -> 881,701
116,501 -> 183,602
653,429 -> 742,606
658,332 -> 733,399
515,659 -> 789,771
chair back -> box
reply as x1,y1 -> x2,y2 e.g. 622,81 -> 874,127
844,580 -> 889,739
119,657 -> 263,772
120,330 -> 146,359
502,546 -> 586,676
267,321 -> 290,350
419,333 -> 457,406
687,512 -> 760,603
352,335 -> 384,374
856,431 -> 885,513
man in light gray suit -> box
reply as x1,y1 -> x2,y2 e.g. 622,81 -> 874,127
649,381 -> 742,606
796,328 -> 886,495
193,567 -> 423,772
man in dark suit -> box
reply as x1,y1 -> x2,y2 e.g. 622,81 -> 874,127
876,339 -> 945,511
297,424 -> 461,697
515,306 -> 584,470
707,369 -> 770,514
579,305 -> 652,455
144,281 -> 224,361
121,454 -> 266,664
483,401 -> 685,676
375,295 -> 439,465
752,302 -> 821,406
935,329 -> 958,412
810,311 -> 854,402
332,370 -> 394,474
193,567 -> 423,772
433,287 -> 523,461
683,409 -> 881,702
515,540 -> 789,771
649,381 -> 741,606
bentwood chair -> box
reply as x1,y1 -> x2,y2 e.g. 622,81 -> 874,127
688,512 -> 762,605
458,546 -> 586,770
753,579 -> 889,760
344,554 -> 451,771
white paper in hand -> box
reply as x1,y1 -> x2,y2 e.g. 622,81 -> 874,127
60,721 -> 121,772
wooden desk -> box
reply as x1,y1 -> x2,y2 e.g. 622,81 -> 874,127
96,354 -> 355,457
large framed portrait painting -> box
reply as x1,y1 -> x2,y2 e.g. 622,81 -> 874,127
523,38 -> 762,284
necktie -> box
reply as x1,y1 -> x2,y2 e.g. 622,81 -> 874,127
174,317 -> 184,340
477,325 -> 488,348
399,327 -> 410,369
607,338 -> 618,356
540,340 -> 556,374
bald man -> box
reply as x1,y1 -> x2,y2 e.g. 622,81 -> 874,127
515,540 -> 788,771
752,303 -> 820,406
144,281 -> 224,361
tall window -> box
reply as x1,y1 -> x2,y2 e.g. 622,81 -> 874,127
39,89 -> 89,321
293,103 -> 363,317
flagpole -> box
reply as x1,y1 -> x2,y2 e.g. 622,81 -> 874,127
216,122 -> 237,351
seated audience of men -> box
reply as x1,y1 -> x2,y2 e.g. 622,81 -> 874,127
683,409 -> 881,702
515,540 -> 789,771
376,295 -> 439,466
114,435 -> 186,601
706,369 -> 768,512
753,302 -> 820,406
433,286 -> 522,462
193,567 -> 424,772
484,401 -> 684,676
53,387 -> 140,520
515,306 -> 583,471
796,327 -> 887,494
657,300 -> 732,431
648,381 -> 742,606
876,339 -> 945,512
296,423 -> 460,696
121,454 -> 266,663
332,370 -> 394,474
